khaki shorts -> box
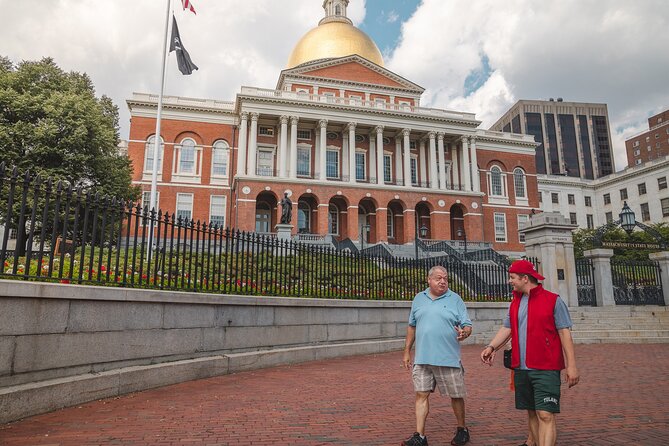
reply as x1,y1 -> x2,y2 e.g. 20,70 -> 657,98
412,364 -> 466,398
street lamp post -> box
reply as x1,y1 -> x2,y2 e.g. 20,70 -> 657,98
415,224 -> 428,260
456,228 -> 468,256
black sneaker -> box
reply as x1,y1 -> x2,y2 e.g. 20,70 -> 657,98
451,427 -> 470,446
401,432 -> 428,446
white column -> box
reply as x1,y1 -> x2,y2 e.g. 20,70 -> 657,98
279,115 -> 288,178
470,137 -> 480,192
348,122 -> 357,183
236,112 -> 248,175
376,126 -> 384,185
369,133 -> 376,183
419,139 -> 427,188
402,128 -> 411,187
247,112 -> 258,177
451,142 -> 460,189
319,119 -> 327,180
437,132 -> 447,190
461,136 -> 471,192
342,136 -> 349,181
289,116 -> 298,179
428,132 -> 437,190
395,137 -> 402,185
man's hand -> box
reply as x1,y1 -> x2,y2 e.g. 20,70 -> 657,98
480,345 -> 495,366
565,365 -> 580,388
402,350 -> 413,370
455,325 -> 472,342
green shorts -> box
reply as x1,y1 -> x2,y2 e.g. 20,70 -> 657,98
514,369 -> 561,413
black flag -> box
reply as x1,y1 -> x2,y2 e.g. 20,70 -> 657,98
169,15 -> 198,75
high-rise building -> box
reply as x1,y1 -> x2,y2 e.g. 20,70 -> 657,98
490,99 -> 615,179
126,0 -> 539,254
625,109 -> 669,167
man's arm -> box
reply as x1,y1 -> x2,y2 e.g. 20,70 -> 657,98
402,325 -> 416,370
480,327 -> 512,365
558,328 -> 579,387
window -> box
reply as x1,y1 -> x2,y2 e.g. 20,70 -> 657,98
297,201 -> 311,233
586,214 -> 594,229
144,135 -> 164,172
141,190 -> 160,212
662,198 -> 669,217
585,196 -> 592,207
640,203 -> 650,222
297,146 -> 311,177
636,159 -> 642,165
297,130 -> 311,140
638,183 -> 647,195
179,138 -> 196,174
176,193 -> 193,222
633,140 -> 639,147
494,213 -> 507,242
634,149 -> 640,156
387,210 -> 394,238
349,95 -> 362,106
513,168 -> 526,198
328,204 -> 339,235
568,194 -> 575,205
326,149 -> 339,179
517,214 -> 529,243
569,212 -> 577,225
490,166 -> 504,196
646,136 -> 650,142
603,193 -> 611,205
259,126 -> 274,136
410,156 -> 418,185
355,151 -> 366,181
551,193 -> 559,204
212,140 -> 229,177
210,196 -> 226,228
374,98 -> 386,108
656,133 -> 660,139
323,92 -> 336,103
257,149 -> 274,176
383,154 -> 392,183
538,192 -> 542,203
620,188 -> 628,200
399,101 -> 411,111
659,177 -> 667,190
605,211 -> 613,223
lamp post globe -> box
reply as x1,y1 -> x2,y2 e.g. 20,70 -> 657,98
619,201 -> 636,235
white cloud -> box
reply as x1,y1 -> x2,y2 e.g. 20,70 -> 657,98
386,10 -> 400,24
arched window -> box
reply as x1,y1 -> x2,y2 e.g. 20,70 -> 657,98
514,168 -> 526,198
144,135 -> 164,173
328,204 -> 339,235
297,201 -> 311,233
179,138 -> 196,174
490,166 -> 503,196
387,209 -> 394,239
212,140 -> 229,177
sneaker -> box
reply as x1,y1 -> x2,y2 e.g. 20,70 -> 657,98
401,432 -> 428,446
451,427 -> 470,446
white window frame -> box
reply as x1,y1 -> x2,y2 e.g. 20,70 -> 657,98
296,144 -> 311,177
410,155 -> 418,186
326,147 -> 340,179
297,129 -> 312,140
586,214 -> 594,229
209,195 -> 226,228
355,150 -> 366,181
143,135 -> 164,175
141,190 -> 160,226
517,214 -> 529,243
258,126 -> 274,136
176,193 -> 193,222
383,153 -> 393,183
494,213 -> 507,243
256,146 -> 276,177
640,203 -> 650,222
178,138 -> 197,175
487,166 -> 508,204
374,98 -> 386,109
387,209 -> 395,239
661,198 -> 669,217
513,167 -> 528,204
349,95 -> 362,106
328,204 -> 339,235
211,140 -> 229,180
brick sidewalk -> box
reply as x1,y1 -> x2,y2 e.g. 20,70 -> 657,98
1,344 -> 669,445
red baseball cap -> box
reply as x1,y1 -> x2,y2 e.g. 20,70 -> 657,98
508,259 -> 544,281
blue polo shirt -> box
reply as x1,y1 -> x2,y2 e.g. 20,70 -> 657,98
409,288 -> 472,367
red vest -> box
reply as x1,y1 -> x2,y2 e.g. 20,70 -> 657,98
509,285 -> 565,371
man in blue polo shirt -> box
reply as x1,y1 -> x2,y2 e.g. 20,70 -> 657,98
402,265 -> 473,446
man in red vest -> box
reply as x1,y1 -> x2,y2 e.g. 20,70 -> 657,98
480,260 -> 579,446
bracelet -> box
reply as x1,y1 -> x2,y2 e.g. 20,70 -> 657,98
486,344 -> 495,351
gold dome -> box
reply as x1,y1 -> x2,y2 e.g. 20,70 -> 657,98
287,20 -> 384,69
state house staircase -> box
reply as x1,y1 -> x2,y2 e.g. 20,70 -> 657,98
570,306 -> 669,344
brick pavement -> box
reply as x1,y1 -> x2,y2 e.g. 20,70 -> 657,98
1,344 -> 669,445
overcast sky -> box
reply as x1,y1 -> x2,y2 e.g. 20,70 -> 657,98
2,0 -> 668,171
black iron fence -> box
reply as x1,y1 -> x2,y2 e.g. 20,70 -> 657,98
611,259 -> 664,305
575,258 -> 596,306
0,164 -> 516,301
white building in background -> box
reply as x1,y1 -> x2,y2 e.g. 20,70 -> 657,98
538,155 -> 669,229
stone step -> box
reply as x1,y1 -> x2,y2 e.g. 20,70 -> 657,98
575,337 -> 669,344
572,329 -> 669,338
572,323 -> 668,330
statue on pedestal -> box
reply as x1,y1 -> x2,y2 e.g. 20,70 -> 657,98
280,192 -> 292,224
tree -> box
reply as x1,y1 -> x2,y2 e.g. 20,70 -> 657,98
0,56 -> 139,254
573,223 -> 669,260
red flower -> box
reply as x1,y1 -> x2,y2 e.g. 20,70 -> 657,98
60,279 -> 70,284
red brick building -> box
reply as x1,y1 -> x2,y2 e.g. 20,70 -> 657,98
626,109 -> 669,167
126,0 -> 538,254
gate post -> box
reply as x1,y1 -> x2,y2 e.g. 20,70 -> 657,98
522,212 -> 578,307
583,249 -> 615,306
649,251 -> 669,306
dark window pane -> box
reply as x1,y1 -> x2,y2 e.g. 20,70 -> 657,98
559,114 -> 580,177
526,113 -> 546,174
545,113 -> 560,175
578,115 -> 594,179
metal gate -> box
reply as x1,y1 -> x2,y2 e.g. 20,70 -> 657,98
611,259 -> 664,305
576,258 -> 596,306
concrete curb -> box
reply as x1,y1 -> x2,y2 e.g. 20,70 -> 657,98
0,338 -> 404,425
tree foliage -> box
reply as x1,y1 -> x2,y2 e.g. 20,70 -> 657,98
573,223 -> 669,260
0,56 -> 137,200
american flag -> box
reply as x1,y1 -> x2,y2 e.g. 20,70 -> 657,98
181,0 -> 196,15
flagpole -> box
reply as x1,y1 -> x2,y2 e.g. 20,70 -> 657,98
149,0 -> 171,218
